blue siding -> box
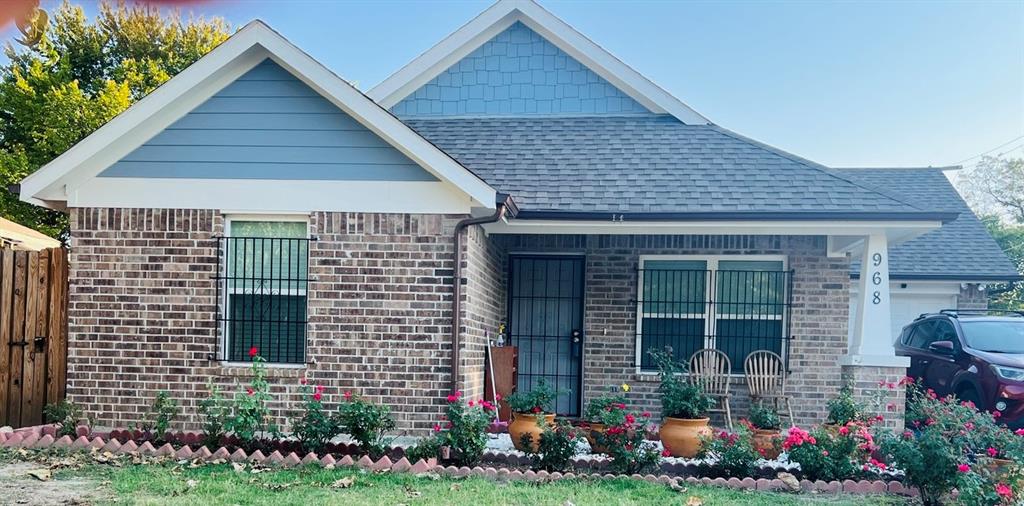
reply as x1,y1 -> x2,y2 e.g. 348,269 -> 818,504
100,60 -> 438,182
392,22 -> 651,117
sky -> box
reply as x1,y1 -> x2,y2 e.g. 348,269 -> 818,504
2,0 -> 1022,171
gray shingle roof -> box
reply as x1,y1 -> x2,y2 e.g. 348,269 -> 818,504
838,168 -> 1020,281
407,115 -> 935,217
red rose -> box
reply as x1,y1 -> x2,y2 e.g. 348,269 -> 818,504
315,384 -> 325,394
661,449 -> 672,457
532,406 -> 541,414
249,346 -> 259,358
344,391 -> 352,400
313,391 -> 322,401
958,464 -> 971,473
625,414 -> 636,424
246,387 -> 254,396
300,378 -> 308,385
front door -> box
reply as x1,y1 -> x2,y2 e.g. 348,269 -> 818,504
507,255 -> 584,416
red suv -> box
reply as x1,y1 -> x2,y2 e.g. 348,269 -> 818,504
895,310 -> 1024,429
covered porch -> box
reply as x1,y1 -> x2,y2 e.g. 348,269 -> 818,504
458,218 -> 936,429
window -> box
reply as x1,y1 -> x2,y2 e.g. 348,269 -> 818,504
217,218 -> 310,364
636,256 -> 792,373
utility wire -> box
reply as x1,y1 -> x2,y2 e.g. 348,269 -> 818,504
953,135 -> 1024,165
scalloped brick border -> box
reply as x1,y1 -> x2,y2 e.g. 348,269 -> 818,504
0,425 -> 916,497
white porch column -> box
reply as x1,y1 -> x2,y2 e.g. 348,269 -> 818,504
843,233 -> 908,366
841,232 -> 909,430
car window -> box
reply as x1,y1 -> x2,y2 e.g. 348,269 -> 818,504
907,321 -> 935,349
960,321 -> 1024,353
933,321 -> 959,346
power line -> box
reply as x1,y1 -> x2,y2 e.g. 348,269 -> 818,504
953,135 -> 1024,165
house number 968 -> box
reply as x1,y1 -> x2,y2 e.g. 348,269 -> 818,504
870,252 -> 883,305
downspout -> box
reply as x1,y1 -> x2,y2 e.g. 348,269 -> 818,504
450,202 -> 508,395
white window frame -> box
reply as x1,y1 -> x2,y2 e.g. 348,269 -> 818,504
220,214 -> 311,368
635,254 -> 789,375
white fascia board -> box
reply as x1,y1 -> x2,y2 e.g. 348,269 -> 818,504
368,0 -> 710,125
482,219 -> 943,237
20,21 -> 496,210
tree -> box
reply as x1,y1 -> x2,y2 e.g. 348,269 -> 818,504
980,215 -> 1024,310
0,0 -> 230,238
960,156 -> 1024,309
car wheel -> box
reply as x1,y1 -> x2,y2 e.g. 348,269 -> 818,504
956,386 -> 983,410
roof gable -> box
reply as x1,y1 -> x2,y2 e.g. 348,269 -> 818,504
390,21 -> 651,117
100,59 -> 438,182
370,0 -> 708,124
20,21 -> 495,209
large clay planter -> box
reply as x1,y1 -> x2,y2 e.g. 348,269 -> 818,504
659,417 -> 712,458
751,429 -> 781,460
508,413 -> 555,452
586,423 -> 609,454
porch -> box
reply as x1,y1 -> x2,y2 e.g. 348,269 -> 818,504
460,233 -> 858,427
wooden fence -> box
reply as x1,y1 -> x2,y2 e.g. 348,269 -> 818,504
0,247 -> 68,428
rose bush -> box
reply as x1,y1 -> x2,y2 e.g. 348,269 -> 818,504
337,391 -> 396,459
291,380 -> 342,453
697,428 -> 760,478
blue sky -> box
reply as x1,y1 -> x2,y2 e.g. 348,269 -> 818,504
3,0 -> 1022,170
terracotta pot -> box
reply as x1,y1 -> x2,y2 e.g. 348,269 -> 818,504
659,417 -> 712,458
982,456 -> 1016,479
586,423 -> 609,454
508,413 -> 555,452
751,428 -> 781,460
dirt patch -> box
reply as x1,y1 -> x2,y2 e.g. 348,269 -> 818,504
0,461 -> 107,505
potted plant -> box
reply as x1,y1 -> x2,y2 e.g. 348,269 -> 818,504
506,378 -> 562,452
582,385 -> 629,454
650,349 -> 715,458
744,404 -> 782,460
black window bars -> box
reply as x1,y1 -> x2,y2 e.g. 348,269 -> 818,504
635,268 -> 795,373
212,236 -> 312,364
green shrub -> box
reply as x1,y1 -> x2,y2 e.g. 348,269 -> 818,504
583,385 -> 628,423
747,404 -> 781,430
525,418 -> 582,472
44,400 -> 85,438
226,348 -> 281,446
507,378 -> 562,415
198,382 -> 231,447
648,348 -> 714,419
592,400 -> 662,475
337,391 -> 396,459
137,391 -> 179,439
825,384 -> 864,425
404,435 -> 443,463
697,427 -> 760,477
291,380 -> 342,453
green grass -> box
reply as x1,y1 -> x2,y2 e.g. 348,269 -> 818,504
62,462 -> 909,506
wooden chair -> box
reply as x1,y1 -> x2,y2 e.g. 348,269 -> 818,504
688,348 -> 734,430
743,351 -> 795,424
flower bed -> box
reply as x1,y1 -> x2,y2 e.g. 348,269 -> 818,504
0,423 -> 916,497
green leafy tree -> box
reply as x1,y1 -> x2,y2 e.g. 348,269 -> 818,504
980,215 -> 1024,309
0,1 -> 230,238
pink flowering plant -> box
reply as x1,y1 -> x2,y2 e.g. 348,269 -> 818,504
337,391 -> 396,459
595,405 -> 662,474
697,427 -> 760,478
783,422 -> 873,481
582,385 -> 629,424
527,417 -> 583,472
226,348 -> 281,447
291,379 -> 342,453
878,378 -> 1024,505
411,391 -> 496,467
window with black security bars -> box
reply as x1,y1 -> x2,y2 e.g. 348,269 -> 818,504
635,258 -> 794,373
214,220 -> 311,364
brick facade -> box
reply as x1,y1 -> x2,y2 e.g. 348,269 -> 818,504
68,208 -> 466,434
68,210 -> 882,434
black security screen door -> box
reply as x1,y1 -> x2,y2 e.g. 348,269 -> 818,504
507,255 -> 585,416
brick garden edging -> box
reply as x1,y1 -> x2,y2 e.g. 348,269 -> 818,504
0,425 -> 917,497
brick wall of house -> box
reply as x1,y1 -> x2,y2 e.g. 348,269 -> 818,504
68,208 -> 466,434
457,225 -> 507,401
493,234 -> 850,427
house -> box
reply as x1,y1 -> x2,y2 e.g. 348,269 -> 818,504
0,217 -> 61,251
16,0 -> 1018,432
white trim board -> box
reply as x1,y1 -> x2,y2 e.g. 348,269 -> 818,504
19,21 -> 496,211
368,0 -> 710,125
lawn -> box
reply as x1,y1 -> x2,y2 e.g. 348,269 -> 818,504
63,461 -> 907,506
